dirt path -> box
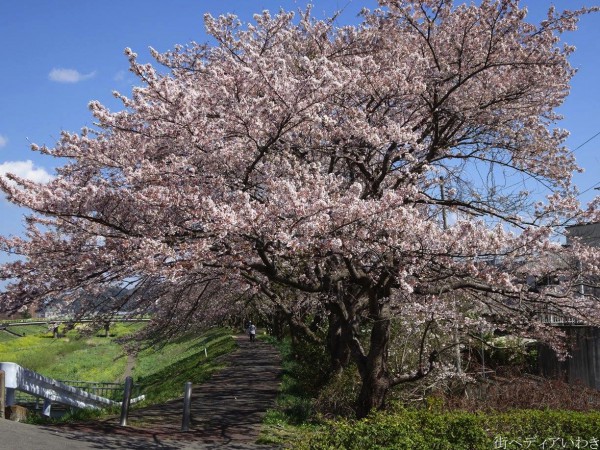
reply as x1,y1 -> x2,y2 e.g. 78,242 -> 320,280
45,335 -> 283,449
122,352 -> 136,381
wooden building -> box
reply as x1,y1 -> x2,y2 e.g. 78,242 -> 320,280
538,223 -> 600,389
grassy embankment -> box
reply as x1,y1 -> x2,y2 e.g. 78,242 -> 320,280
0,323 -> 236,412
0,323 -> 135,381
134,327 -> 236,404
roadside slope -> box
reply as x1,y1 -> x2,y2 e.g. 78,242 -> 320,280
43,335 -> 282,449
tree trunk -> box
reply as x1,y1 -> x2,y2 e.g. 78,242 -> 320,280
355,310 -> 392,418
271,311 -> 286,340
356,370 -> 390,418
327,310 -> 352,374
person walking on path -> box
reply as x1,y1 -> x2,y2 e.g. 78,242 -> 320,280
247,322 -> 257,342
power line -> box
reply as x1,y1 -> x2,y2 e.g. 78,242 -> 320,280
570,130 -> 600,196
573,129 -> 600,152
579,181 -> 600,196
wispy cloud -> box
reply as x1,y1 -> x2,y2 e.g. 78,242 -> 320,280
113,70 -> 134,86
48,68 -> 96,83
0,160 -> 54,185
0,135 -> 7,148
114,70 -> 126,82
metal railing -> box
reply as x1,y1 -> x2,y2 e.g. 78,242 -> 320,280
15,380 -> 141,405
57,380 -> 141,400
538,312 -> 584,326
0,362 -> 144,417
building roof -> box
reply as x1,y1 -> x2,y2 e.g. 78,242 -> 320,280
566,222 -> 600,248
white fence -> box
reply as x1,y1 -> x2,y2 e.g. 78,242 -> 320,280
0,362 -> 144,416
538,312 -> 584,326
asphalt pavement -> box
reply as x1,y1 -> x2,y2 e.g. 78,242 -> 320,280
0,335 -> 283,450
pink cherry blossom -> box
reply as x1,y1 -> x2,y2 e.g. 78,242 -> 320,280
1,0 -> 599,417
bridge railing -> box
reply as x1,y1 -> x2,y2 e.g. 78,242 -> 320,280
0,362 -> 144,417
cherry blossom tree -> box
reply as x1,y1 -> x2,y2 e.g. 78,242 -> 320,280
2,0 -> 600,416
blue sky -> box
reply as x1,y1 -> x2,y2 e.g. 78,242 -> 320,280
0,0 -> 599,242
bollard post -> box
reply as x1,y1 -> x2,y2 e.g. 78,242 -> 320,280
42,398 -> 52,417
181,381 -> 193,432
5,388 -> 15,407
119,376 -> 133,427
0,370 -> 4,419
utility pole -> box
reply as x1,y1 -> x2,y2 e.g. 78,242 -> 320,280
440,183 -> 462,375
440,183 -> 448,230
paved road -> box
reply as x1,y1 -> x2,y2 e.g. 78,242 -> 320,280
0,419 -> 270,449
1,335 -> 283,449
0,419 -> 102,450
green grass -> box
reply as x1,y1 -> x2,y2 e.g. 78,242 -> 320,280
134,327 -> 236,405
1,322 -> 238,425
0,323 -> 236,394
0,330 -> 17,343
257,336 -> 323,447
6,324 -> 49,336
0,325 -> 49,342
0,323 -> 143,382
26,407 -> 108,426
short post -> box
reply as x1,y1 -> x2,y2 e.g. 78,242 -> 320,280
42,398 -> 52,417
181,381 -> 192,432
5,388 -> 15,407
119,376 -> 133,427
0,370 -> 5,419
204,348 -> 208,358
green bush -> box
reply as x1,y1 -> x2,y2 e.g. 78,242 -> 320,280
487,410 -> 600,448
289,338 -> 331,398
296,410 -> 600,450
313,364 -> 360,417
26,407 -> 107,425
263,337 -> 320,424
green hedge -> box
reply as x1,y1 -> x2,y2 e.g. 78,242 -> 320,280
297,410 -> 600,449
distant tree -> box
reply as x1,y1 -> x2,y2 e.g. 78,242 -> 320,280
20,307 -> 32,320
1,0 -> 600,417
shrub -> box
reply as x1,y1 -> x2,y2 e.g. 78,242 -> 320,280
443,376 -> 600,412
313,364 -> 361,418
289,338 -> 331,398
296,410 -> 600,450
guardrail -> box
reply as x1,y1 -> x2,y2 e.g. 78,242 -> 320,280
0,362 -> 144,417
0,317 -> 151,327
15,380 -> 141,405
57,380 -> 140,400
538,312 -> 584,326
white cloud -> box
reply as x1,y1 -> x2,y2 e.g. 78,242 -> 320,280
48,68 -> 96,83
0,135 -> 7,148
113,70 -> 126,82
0,160 -> 54,185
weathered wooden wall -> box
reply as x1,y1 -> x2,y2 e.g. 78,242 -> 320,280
538,326 -> 600,390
